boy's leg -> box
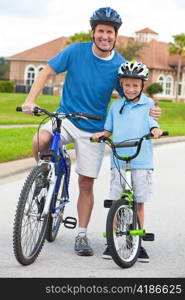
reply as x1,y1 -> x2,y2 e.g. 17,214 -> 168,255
137,203 -> 144,229
102,167 -> 126,259
132,169 -> 153,263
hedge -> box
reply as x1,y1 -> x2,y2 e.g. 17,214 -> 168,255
0,80 -> 15,93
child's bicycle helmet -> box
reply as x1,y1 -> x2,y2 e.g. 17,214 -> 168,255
118,60 -> 149,81
90,7 -> 122,31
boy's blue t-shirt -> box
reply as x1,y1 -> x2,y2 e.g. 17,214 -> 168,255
48,42 -> 125,132
104,95 -> 159,169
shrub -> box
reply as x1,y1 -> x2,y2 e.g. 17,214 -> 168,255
146,82 -> 163,98
0,80 -> 15,93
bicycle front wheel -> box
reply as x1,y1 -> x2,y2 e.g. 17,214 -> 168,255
13,164 -> 50,265
106,199 -> 141,268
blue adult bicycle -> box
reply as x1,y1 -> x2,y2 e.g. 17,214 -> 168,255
13,106 -> 101,265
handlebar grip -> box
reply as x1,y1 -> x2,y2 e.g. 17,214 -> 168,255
161,131 -> 169,136
16,107 -> 22,112
90,138 -> 97,143
90,136 -> 107,143
78,112 -> 102,120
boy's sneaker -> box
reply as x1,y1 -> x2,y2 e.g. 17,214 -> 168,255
102,245 -> 112,259
138,246 -> 150,263
74,233 -> 94,256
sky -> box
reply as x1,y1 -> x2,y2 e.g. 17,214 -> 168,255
0,0 -> 185,57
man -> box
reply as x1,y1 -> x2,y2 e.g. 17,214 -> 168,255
21,7 -> 161,256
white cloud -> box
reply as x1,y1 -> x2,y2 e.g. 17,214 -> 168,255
0,0 -> 184,57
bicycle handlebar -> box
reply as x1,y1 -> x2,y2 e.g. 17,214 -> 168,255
16,107 -> 102,121
90,131 -> 169,162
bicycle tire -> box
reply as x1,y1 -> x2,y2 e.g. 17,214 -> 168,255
46,159 -> 71,242
106,198 -> 141,268
13,164 -> 50,265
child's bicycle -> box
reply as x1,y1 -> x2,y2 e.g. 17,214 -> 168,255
13,106 -> 102,266
91,131 -> 168,268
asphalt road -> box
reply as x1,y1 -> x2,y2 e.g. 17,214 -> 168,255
0,142 -> 185,278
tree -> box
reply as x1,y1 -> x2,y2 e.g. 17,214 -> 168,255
146,83 -> 163,105
68,31 -> 91,44
116,40 -> 143,61
169,33 -> 185,102
0,57 -> 10,79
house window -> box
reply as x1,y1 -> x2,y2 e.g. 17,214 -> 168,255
157,75 -> 165,95
178,83 -> 182,96
165,76 -> 173,95
26,66 -> 35,86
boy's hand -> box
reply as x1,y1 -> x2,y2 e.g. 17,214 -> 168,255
151,128 -> 163,139
150,106 -> 161,121
91,132 -> 105,140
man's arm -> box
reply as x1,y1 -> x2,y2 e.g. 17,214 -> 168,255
22,64 -> 56,112
150,106 -> 161,121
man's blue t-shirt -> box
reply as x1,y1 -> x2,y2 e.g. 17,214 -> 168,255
48,42 -> 125,132
104,95 -> 159,169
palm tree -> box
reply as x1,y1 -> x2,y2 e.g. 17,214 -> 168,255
169,33 -> 185,102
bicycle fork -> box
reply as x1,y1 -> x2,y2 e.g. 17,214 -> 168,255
41,162 -> 57,218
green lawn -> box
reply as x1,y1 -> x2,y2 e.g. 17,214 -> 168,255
0,93 -> 60,124
0,93 -> 185,162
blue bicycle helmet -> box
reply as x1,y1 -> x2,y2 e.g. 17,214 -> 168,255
90,7 -> 122,31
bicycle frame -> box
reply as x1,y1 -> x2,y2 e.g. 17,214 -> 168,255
118,163 -> 144,237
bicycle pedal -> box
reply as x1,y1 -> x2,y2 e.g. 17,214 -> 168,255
104,200 -> 113,208
142,233 -> 155,241
64,216 -> 77,229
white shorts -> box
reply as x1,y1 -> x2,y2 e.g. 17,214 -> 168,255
109,168 -> 153,203
40,118 -> 105,178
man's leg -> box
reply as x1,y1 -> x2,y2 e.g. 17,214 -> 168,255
77,175 -> 94,228
74,175 -> 94,256
32,129 -> 52,161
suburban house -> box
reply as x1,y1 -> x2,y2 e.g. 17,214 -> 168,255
8,28 -> 185,102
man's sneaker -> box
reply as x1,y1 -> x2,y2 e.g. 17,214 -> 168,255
138,246 -> 150,263
74,234 -> 94,256
102,245 -> 112,260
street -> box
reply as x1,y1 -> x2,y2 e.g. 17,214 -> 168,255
0,142 -> 185,278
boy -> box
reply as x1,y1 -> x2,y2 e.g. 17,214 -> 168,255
92,60 -> 163,262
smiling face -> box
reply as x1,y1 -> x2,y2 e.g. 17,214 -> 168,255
120,77 -> 143,101
92,24 -> 117,57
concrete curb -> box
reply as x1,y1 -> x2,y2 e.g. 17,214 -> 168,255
0,136 -> 184,180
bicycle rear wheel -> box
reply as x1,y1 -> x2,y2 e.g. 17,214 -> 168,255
106,199 -> 141,268
13,164 -> 50,265
46,160 -> 71,242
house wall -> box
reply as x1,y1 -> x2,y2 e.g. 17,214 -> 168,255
9,57 -> 185,101
9,60 -> 65,95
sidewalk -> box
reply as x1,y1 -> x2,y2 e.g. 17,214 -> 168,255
0,136 -> 184,181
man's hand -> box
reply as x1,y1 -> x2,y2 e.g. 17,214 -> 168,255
21,102 -> 37,114
150,106 -> 161,121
